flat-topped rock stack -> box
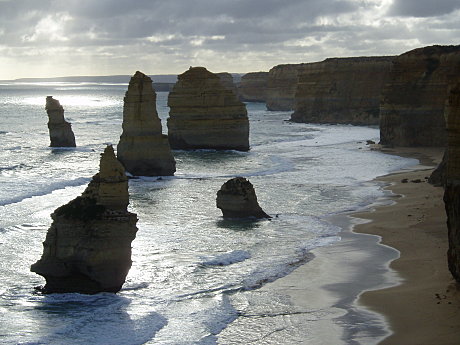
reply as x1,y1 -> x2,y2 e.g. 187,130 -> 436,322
291,57 -> 394,125
444,82 -> 460,282
238,72 -> 268,102
167,67 -> 249,151
266,64 -> 304,111
117,71 -> 176,176
45,96 -> 76,147
216,177 -> 270,219
216,72 -> 238,96
380,45 -> 460,147
31,145 -> 138,294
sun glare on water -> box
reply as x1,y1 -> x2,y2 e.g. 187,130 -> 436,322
22,95 -> 120,108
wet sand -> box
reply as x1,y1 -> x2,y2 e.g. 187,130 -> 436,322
261,147 -> 460,344
354,147 -> 460,345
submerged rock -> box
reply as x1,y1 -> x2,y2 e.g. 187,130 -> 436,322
216,177 -> 270,219
167,67 -> 249,151
117,71 -> 176,176
45,96 -> 76,147
31,145 -> 138,294
444,83 -> 460,282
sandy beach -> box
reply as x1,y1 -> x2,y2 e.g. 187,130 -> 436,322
261,147 -> 460,344
354,147 -> 460,345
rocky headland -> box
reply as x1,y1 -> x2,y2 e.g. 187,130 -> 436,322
266,64 -> 304,111
31,145 -> 138,294
290,57 -> 394,125
45,96 -> 76,147
380,45 -> 460,147
444,82 -> 460,282
216,177 -> 270,219
167,67 -> 249,151
237,72 -> 268,102
117,71 -> 176,176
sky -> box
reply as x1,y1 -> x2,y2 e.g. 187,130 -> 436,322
0,0 -> 459,80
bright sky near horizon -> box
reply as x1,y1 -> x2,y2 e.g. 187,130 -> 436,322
0,0 -> 459,80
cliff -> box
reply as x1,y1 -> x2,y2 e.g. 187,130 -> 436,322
238,72 -> 268,102
266,64 -> 304,111
31,145 -> 138,294
117,71 -> 176,176
167,67 -> 249,151
380,45 -> 460,147
45,96 -> 76,147
444,83 -> 460,282
291,57 -> 394,125
216,177 -> 270,219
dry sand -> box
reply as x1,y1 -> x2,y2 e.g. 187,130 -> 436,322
354,147 -> 460,345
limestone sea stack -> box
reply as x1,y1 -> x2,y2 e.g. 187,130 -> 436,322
167,67 -> 249,151
266,64 -> 304,111
291,56 -> 394,125
31,145 -> 138,294
216,72 -> 238,96
117,71 -> 176,176
380,45 -> 460,147
238,72 -> 268,102
444,83 -> 460,282
45,96 -> 76,147
216,177 -> 270,219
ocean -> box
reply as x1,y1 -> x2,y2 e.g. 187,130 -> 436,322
0,81 -> 417,344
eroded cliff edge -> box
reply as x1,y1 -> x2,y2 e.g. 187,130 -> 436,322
380,45 -> 460,147
444,83 -> 460,282
290,57 -> 394,125
238,72 -> 268,103
31,145 -> 138,294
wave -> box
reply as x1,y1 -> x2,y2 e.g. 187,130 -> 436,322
200,250 -> 251,267
0,163 -> 29,172
0,177 -> 89,207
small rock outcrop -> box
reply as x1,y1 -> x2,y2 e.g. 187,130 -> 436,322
444,83 -> 460,282
238,72 -> 268,102
266,64 -> 304,111
380,45 -> 460,147
167,67 -> 249,151
45,96 -> 76,147
428,150 -> 447,187
291,56 -> 394,125
117,71 -> 176,176
31,145 -> 138,294
216,177 -> 270,219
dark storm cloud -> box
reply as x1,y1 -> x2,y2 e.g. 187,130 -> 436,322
388,0 -> 460,17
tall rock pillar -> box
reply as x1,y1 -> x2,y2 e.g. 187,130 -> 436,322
117,71 -> 176,176
45,96 -> 76,147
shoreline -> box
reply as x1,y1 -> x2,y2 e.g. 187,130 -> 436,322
258,146 -> 460,344
353,147 -> 460,344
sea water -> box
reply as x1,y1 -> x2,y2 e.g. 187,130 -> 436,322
0,81 -> 417,344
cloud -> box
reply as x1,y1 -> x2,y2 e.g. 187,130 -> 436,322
0,0 -> 458,79
388,0 -> 460,17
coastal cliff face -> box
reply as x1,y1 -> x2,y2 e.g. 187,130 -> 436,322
45,96 -> 76,147
444,83 -> 460,282
216,177 -> 270,219
117,71 -> 176,176
167,67 -> 249,151
266,64 -> 302,111
238,72 -> 268,102
31,145 -> 138,294
291,57 -> 394,125
380,45 -> 460,147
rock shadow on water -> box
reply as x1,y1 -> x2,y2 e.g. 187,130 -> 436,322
31,293 -> 167,345
216,217 -> 269,231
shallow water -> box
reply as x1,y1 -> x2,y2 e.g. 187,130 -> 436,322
0,81 -> 417,344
